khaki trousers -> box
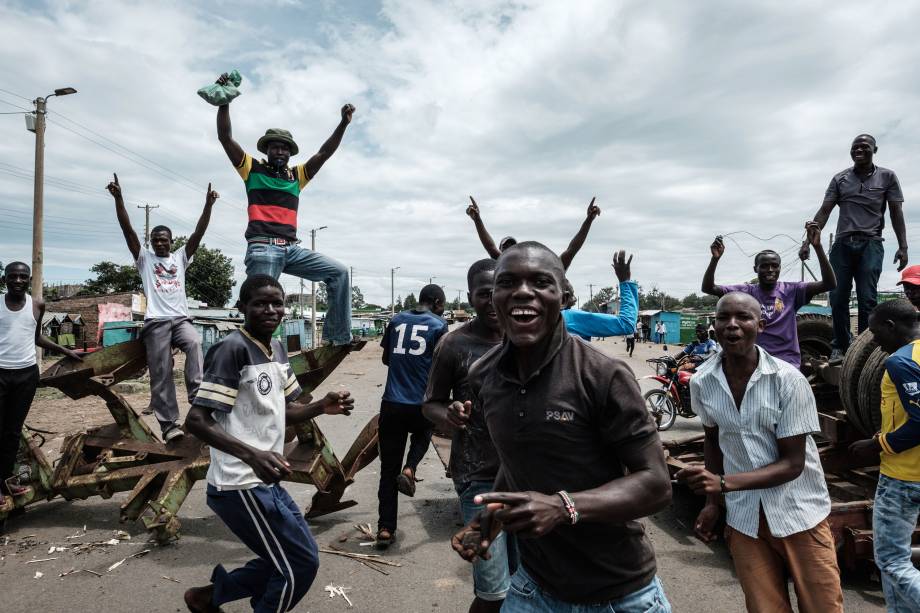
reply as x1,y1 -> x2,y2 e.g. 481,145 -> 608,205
725,512 -> 844,613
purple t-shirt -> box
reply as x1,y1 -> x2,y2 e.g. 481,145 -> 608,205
717,281 -> 808,368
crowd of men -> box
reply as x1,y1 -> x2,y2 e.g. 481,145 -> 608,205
1,81 -> 919,613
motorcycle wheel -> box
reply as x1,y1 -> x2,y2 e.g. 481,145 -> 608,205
644,389 -> 677,432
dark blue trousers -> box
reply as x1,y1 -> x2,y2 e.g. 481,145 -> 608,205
829,236 -> 884,351
207,484 -> 319,612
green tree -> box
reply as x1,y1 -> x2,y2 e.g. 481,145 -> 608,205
403,293 -> 418,310
581,286 -> 615,313
681,292 -> 718,310
352,285 -> 365,309
639,286 -> 680,311
170,237 -> 236,307
82,261 -> 142,294
393,295 -> 403,311
315,282 -> 328,309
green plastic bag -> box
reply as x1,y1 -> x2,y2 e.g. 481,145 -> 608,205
198,70 -> 242,106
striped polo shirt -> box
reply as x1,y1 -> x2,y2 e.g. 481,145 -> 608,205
690,346 -> 831,538
195,329 -> 303,490
236,153 -> 310,241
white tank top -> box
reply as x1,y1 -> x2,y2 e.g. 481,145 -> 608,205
0,294 -> 37,369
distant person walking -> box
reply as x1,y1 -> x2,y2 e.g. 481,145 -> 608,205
655,321 -> 667,347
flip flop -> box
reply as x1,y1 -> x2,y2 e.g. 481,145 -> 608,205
375,529 -> 395,550
396,473 -> 416,497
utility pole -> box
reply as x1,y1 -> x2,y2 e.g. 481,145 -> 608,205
456,289 -> 462,309
391,267 -> 400,315
137,203 -> 160,249
28,86 -> 77,362
350,266 -> 354,309
429,276 -> 436,285
588,284 -> 594,309
299,278 -> 304,319
309,225 -> 327,348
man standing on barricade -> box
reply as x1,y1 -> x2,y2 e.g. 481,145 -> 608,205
214,73 -> 356,345
678,292 -> 843,613
702,223 -> 835,369
452,242 -> 673,612
108,174 -> 216,442
802,134 -> 908,357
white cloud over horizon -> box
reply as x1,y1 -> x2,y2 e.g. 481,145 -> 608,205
2,0 -> 920,306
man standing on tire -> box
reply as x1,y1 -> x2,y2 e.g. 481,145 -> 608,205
215,73 -> 356,346
679,292 -> 843,613
376,284 -> 448,547
802,134 -> 908,358
849,299 -> 920,611
702,222 -> 836,369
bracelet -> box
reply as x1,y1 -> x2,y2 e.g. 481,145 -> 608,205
719,474 -> 726,493
556,490 -> 579,525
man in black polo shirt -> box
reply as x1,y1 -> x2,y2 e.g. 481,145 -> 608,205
214,72 -> 356,345
802,134 -> 908,356
452,242 -> 673,613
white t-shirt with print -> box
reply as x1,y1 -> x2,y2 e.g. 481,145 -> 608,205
136,248 -> 191,319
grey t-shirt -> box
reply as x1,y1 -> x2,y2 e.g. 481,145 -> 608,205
824,165 -> 904,239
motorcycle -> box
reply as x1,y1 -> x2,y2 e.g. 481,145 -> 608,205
642,355 -> 698,431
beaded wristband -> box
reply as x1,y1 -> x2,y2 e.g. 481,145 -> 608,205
556,490 -> 579,525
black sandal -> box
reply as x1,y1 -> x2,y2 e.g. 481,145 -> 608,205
396,473 -> 416,497
375,528 -> 395,550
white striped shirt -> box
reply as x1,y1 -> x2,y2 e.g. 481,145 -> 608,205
690,346 -> 830,538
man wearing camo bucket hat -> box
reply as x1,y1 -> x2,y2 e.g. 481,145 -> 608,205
214,72 -> 356,345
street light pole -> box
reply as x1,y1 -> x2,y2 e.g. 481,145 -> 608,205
310,225 -> 328,348
391,267 -> 400,315
29,87 -> 77,361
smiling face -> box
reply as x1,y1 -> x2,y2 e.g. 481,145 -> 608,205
850,136 -> 876,166
266,141 -> 292,169
2,263 -> 30,297
754,252 -> 781,287
241,285 -> 285,339
468,269 -> 500,333
714,293 -> 764,356
150,230 -> 172,257
492,245 -> 566,347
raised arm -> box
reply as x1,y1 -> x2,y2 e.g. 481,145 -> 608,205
701,236 -> 726,297
803,221 -> 837,300
184,184 -> 219,259
303,104 -> 355,180
560,197 -> 601,270
889,201 -> 909,271
800,197 -> 838,260
106,173 -> 141,261
466,196 -> 501,259
215,76 -> 245,167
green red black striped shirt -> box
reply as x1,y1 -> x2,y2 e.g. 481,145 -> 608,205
236,153 -> 310,241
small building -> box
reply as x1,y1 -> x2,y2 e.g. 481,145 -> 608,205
640,310 -> 681,345
41,312 -> 85,349
48,292 -> 141,349
193,319 -> 241,355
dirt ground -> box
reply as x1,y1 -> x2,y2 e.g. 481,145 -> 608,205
0,334 -> 887,612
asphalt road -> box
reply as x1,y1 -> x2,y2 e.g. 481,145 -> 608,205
0,336 -> 887,612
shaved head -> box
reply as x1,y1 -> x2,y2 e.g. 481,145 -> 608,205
717,292 -> 762,318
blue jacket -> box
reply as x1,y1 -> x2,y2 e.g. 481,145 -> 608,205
562,281 -> 639,341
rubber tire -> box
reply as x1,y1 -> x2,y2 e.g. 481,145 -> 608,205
856,347 -> 888,436
644,389 -> 677,432
796,313 -> 834,362
840,330 -> 879,436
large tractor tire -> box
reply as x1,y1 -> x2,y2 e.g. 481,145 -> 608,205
796,313 -> 834,363
856,347 -> 888,436
840,330 -> 879,436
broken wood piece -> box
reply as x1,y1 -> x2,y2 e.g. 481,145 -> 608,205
26,557 -> 58,564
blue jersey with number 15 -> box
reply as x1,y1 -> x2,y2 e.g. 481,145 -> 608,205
381,309 -> 448,405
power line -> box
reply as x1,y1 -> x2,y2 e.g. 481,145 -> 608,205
0,87 -> 31,101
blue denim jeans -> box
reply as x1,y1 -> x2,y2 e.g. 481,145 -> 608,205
456,480 -> 518,601
874,475 -> 920,612
502,566 -> 671,613
829,236 -> 884,351
244,242 -> 352,345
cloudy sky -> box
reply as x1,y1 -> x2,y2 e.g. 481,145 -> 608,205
2,0 -> 919,307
